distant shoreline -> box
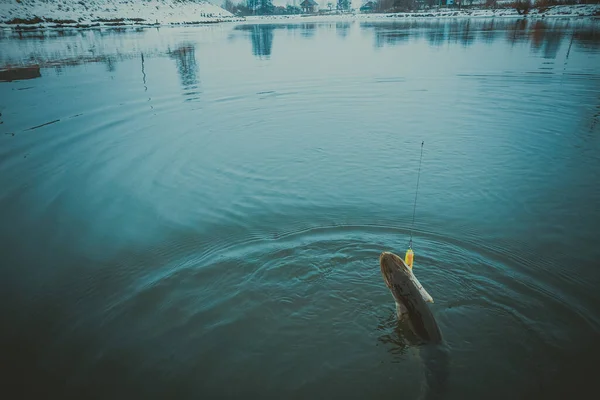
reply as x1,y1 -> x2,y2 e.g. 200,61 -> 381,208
244,5 -> 600,24
1,4 -> 598,31
0,0 -> 237,30
0,17 -> 242,32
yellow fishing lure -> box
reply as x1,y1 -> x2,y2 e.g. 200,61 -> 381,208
405,248 -> 414,269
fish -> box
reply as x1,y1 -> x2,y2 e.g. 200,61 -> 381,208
379,251 -> 441,343
379,251 -> 448,399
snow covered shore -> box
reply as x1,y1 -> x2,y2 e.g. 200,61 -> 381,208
0,0 -> 238,29
246,4 -> 600,23
0,2 -> 598,30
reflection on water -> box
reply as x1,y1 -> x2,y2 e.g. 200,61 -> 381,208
574,25 -> 600,50
247,25 -> 275,58
234,23 -> 320,58
1,19 -> 598,69
336,21 -> 352,39
300,23 -> 317,38
360,18 -> 596,56
530,21 -> 564,59
104,56 -> 117,72
168,44 -> 199,90
0,27 -> 184,72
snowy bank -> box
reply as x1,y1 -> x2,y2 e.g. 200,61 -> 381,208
1,2 -> 598,30
0,0 -> 238,28
244,4 -> 600,23
528,4 -> 600,17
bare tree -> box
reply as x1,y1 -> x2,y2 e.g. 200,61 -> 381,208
337,0 -> 351,10
513,0 -> 531,14
222,0 -> 235,12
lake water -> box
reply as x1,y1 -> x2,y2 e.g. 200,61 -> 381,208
1,18 -> 599,399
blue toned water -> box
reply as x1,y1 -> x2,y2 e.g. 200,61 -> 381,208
1,18 -> 599,399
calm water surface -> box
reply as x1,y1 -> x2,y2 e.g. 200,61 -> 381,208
1,18 -> 599,399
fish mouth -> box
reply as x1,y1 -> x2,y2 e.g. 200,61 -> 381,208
379,251 -> 408,290
380,251 -> 411,278
379,251 -> 434,304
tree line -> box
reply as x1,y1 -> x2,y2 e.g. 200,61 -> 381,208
222,0 -> 353,16
222,0 -> 600,16
367,0 -> 600,13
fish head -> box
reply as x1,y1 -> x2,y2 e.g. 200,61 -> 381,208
379,251 -> 434,304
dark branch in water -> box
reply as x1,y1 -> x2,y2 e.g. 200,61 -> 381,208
26,119 -> 60,131
141,53 -> 147,92
0,66 -> 41,82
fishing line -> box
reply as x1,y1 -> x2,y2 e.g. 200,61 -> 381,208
408,141 -> 424,250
